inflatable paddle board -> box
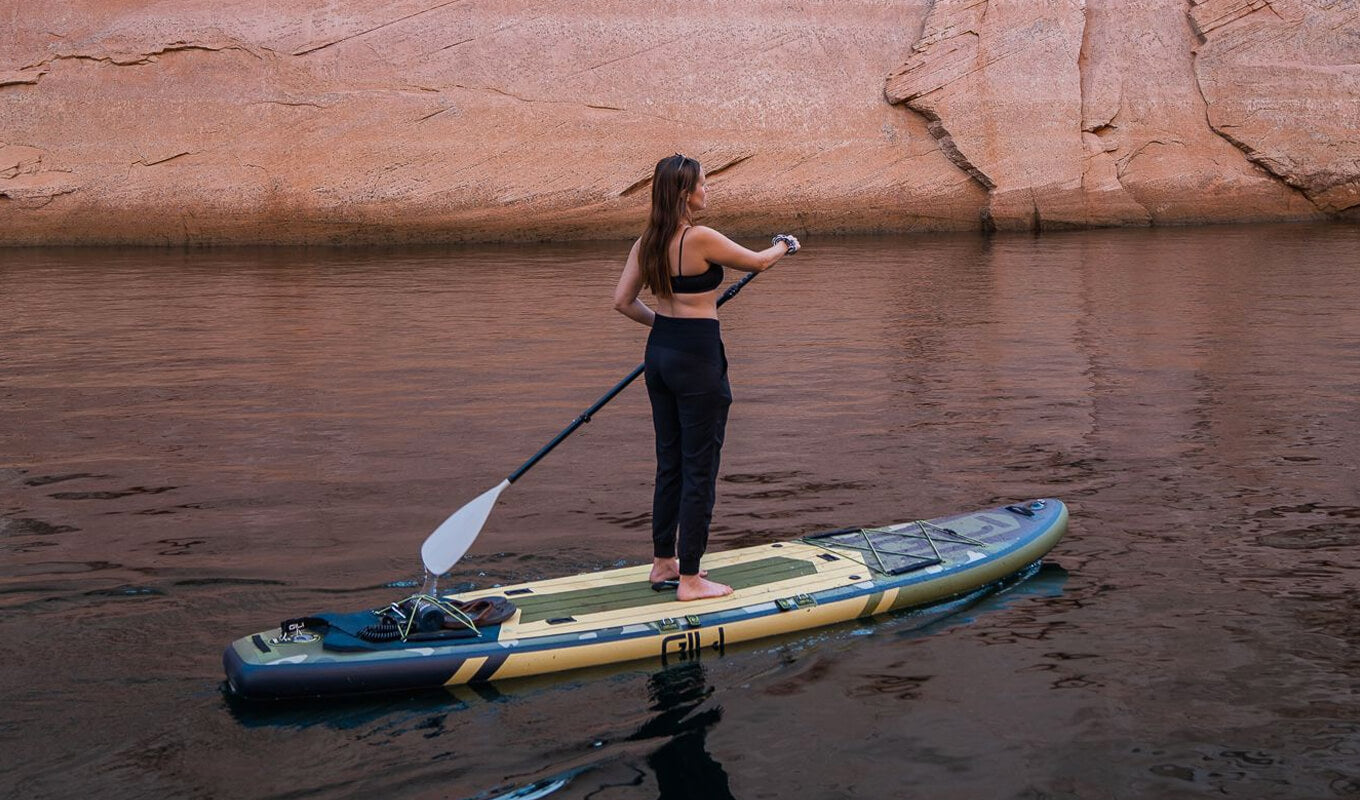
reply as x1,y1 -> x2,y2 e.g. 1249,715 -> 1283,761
224,499 -> 1066,699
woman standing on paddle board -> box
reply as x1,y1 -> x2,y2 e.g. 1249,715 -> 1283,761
613,154 -> 800,601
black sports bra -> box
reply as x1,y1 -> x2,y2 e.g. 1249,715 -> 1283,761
671,227 -> 724,293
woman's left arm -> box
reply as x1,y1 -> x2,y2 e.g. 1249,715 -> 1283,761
613,239 -> 655,327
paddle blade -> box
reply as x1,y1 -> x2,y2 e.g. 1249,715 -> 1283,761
421,479 -> 511,576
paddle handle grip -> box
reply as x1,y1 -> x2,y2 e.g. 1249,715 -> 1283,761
506,270 -> 759,485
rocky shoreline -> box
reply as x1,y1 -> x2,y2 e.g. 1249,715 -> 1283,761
2,0 -> 1356,246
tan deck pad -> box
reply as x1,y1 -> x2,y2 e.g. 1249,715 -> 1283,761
513,556 -> 818,623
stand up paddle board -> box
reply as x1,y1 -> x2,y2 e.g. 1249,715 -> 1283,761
224,499 -> 1066,699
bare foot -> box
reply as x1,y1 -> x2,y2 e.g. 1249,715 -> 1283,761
649,558 -> 707,583
676,575 -> 733,601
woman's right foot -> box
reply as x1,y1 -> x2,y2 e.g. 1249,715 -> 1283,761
649,557 -> 707,583
676,575 -> 733,601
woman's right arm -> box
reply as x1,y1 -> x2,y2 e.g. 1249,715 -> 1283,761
613,239 -> 655,327
689,226 -> 798,273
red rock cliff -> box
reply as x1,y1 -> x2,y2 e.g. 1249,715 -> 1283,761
1,0 -> 1355,245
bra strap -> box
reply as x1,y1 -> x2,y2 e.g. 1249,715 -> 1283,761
676,227 -> 690,277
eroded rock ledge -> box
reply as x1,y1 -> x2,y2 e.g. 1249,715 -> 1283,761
1,0 -> 1354,245
883,0 -> 1349,231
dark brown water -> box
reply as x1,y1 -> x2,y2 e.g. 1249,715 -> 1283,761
2,224 -> 1358,799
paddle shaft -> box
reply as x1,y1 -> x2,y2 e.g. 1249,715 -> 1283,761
506,270 -> 759,484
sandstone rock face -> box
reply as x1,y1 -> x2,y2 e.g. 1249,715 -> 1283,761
1076,0 -> 1316,225
885,0 -> 1126,229
1191,0 -> 1360,214
0,0 -> 1354,245
884,0 -> 1328,230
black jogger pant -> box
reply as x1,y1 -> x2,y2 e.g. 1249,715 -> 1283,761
645,314 -> 732,576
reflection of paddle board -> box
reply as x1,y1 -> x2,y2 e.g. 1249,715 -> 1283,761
224,499 -> 1067,699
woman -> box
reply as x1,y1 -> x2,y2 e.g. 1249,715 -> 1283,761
613,154 -> 800,601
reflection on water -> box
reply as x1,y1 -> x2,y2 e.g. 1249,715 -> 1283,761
633,663 -> 734,800
459,563 -> 1064,800
2,224 -> 1359,798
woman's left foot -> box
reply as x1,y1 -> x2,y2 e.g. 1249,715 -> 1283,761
676,575 -> 733,601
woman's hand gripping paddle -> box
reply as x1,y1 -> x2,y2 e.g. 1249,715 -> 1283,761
420,270 -> 760,577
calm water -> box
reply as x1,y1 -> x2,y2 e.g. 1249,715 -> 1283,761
2,224 -> 1358,799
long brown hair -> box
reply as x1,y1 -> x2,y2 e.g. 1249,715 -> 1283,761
638,154 -> 701,299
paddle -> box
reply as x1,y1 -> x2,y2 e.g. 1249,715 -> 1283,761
420,270 -> 761,576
